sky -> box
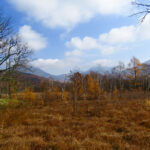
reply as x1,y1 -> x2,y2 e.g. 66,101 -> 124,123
1,0 -> 150,75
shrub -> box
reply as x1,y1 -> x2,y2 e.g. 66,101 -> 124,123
24,88 -> 36,104
145,99 -> 150,107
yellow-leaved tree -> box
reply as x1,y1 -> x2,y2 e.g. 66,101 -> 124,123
24,88 -> 36,104
127,57 -> 143,89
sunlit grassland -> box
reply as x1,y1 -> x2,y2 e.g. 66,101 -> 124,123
1,98 -> 150,150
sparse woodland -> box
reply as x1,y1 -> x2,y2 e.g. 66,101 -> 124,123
1,3 -> 150,150
1,56 -> 150,106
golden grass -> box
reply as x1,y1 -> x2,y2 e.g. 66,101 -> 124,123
1,99 -> 150,150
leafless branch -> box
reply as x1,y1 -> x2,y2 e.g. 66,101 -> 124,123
132,1 -> 150,22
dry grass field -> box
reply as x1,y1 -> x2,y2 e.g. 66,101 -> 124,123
1,99 -> 150,150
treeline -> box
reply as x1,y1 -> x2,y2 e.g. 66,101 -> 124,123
35,57 -> 150,103
1,56 -> 150,102
68,57 -> 150,102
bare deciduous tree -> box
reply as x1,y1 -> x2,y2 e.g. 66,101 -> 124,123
132,1 -> 150,22
0,12 -> 12,41
70,72 -> 83,114
0,12 -> 33,98
0,12 -> 14,66
4,36 -> 32,99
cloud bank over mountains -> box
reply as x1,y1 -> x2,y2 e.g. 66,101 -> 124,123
31,15 -> 150,74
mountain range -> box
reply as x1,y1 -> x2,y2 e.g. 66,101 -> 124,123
21,60 -> 150,81
22,66 -> 67,81
22,65 -> 111,81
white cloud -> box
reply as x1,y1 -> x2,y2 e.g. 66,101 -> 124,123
100,46 -> 117,55
31,58 -> 68,75
66,15 -> 150,56
66,35 -> 122,56
31,57 -> 85,75
99,15 -> 150,44
138,15 -> 150,40
65,49 -> 83,57
9,0 -> 133,29
66,36 -> 98,50
99,26 -> 137,44
31,57 -> 113,75
19,25 -> 47,51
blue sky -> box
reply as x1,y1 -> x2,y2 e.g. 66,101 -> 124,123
1,0 -> 150,75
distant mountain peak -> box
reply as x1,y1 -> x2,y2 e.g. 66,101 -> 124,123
20,65 -> 112,82
144,60 -> 150,64
21,66 -> 67,81
88,65 -> 111,74
23,66 -> 51,78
